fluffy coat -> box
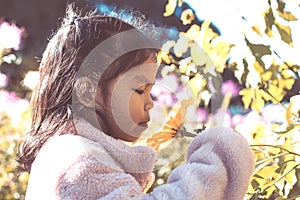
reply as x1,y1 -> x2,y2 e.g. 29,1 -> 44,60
25,118 -> 254,200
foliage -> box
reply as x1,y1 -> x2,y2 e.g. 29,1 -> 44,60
0,1 -> 299,199
0,109 -> 30,200
0,19 -> 30,200
146,0 -> 300,199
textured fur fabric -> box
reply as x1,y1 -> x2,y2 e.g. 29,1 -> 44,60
25,118 -> 254,200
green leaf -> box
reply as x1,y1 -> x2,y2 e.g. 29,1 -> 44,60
278,11 -> 298,21
251,179 -> 261,191
241,59 -> 249,83
251,90 -> 265,112
276,0 -> 285,13
194,124 -> 206,133
250,192 -> 264,200
239,88 -> 254,109
245,37 -> 272,67
212,75 -> 222,94
257,165 -> 278,179
273,124 -> 294,134
253,173 -> 265,179
264,8 -> 275,36
275,162 -> 287,174
275,23 -> 293,45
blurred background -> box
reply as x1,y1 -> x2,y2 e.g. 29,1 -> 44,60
0,0 -> 299,199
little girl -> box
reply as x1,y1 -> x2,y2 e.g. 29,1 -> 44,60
17,5 -> 254,200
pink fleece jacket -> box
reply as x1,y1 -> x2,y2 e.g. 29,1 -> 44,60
25,118 -> 254,200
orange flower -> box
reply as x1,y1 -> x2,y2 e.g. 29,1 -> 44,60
147,108 -> 182,151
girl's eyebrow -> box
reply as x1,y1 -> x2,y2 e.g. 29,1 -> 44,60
133,75 -> 155,85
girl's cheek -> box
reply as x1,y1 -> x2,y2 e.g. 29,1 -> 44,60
129,96 -> 142,115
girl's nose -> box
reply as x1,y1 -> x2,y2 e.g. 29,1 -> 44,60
145,97 -> 154,111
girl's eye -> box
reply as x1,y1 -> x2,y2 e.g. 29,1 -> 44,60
135,89 -> 145,95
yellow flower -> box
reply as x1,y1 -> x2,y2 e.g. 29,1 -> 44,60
163,0 -> 177,17
286,94 -> 300,124
181,9 -> 195,25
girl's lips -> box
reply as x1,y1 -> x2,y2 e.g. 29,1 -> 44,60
138,122 -> 149,127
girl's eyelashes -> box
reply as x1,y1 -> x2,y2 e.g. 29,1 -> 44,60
133,83 -> 154,95
134,89 -> 145,95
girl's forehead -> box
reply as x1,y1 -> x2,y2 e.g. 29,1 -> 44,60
112,62 -> 158,87
106,55 -> 159,87
108,63 -> 157,94
128,62 -> 157,81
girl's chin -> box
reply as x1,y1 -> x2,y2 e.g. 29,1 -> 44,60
123,127 -> 148,142
111,124 -> 149,142
138,122 -> 149,128
120,134 -> 140,142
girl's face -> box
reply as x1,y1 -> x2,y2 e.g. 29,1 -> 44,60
96,56 -> 158,142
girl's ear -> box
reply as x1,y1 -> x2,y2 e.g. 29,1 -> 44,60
74,77 -> 96,108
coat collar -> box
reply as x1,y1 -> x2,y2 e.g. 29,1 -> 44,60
73,117 -> 157,174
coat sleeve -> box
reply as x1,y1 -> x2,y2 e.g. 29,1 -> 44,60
146,127 -> 254,200
58,127 -> 254,200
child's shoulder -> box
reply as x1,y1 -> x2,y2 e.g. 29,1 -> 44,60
33,134 -> 85,167
32,134 -> 106,172
40,133 -> 108,160
44,134 -> 85,154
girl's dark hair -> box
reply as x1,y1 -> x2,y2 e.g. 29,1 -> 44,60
16,5 -> 159,172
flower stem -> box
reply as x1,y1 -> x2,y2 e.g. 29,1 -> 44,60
250,144 -> 300,157
263,162 -> 300,192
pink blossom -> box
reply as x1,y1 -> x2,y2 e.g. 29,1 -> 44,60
231,114 -> 244,127
23,71 -> 39,90
0,90 -> 29,126
158,74 -> 179,92
0,73 -> 8,87
221,80 -> 239,97
156,92 -> 177,107
197,107 -> 208,122
0,21 -> 25,50
150,83 -> 163,97
151,76 -> 179,108
0,90 -> 28,111
3,90 -> 19,103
